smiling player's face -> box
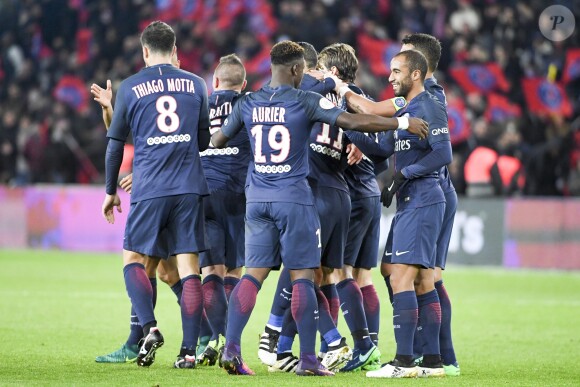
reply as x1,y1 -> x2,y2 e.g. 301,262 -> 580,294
389,57 -> 413,98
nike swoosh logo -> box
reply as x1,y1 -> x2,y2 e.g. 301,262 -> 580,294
384,252 -> 392,256
359,347 -> 375,362
339,302 -> 346,309
393,315 -> 400,318
388,181 -> 395,191
282,288 -> 292,295
395,250 -> 410,256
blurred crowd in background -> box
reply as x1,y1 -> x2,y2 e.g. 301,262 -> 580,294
0,0 -> 578,196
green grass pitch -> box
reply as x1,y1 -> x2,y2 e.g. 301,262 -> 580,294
0,249 -> 578,386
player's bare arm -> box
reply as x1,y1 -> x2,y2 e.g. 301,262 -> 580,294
336,112 -> 428,139
210,130 -> 231,149
91,80 -> 113,128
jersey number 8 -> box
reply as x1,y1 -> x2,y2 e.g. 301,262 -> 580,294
156,95 -> 180,133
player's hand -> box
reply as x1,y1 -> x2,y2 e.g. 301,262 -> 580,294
346,143 -> 363,165
91,80 -> 113,109
407,117 -> 428,139
119,173 -> 133,194
102,193 -> 122,224
380,170 -> 406,208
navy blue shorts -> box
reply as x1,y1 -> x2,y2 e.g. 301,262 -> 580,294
199,190 -> 246,269
245,202 -> 321,270
382,217 -> 395,264
435,190 -> 457,269
344,196 -> 381,269
390,202 -> 445,269
312,186 -> 351,269
124,194 -> 208,257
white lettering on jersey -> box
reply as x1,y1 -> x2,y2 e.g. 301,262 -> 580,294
251,107 -> 286,123
131,79 -> 165,99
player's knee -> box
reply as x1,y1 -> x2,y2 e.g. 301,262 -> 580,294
380,263 -> 392,278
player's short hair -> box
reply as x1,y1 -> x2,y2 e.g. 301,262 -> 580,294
401,33 -> 441,73
318,43 -> 358,83
215,54 -> 246,87
270,41 -> 304,66
140,21 -> 176,55
393,50 -> 428,81
297,42 -> 318,69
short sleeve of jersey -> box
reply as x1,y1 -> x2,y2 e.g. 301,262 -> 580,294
300,91 -> 343,127
423,99 -> 450,146
220,95 -> 245,139
107,81 -> 131,141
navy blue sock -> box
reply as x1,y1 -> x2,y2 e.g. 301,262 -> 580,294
199,309 -> 211,342
126,306 -> 142,346
267,268 -> 292,330
337,278 -> 372,350
320,283 -> 339,325
277,308 -> 296,354
202,274 -> 227,338
417,290 -> 441,357
315,286 -> 341,346
224,276 -> 240,301
384,275 -> 394,304
393,290 -> 418,357
123,263 -> 155,333
276,308 -> 298,353
413,322 -> 423,359
436,280 -> 457,365
180,275 -> 203,350
361,284 -> 380,346
170,280 -> 182,304
226,275 -> 261,350
291,279 -> 318,363
149,278 -> 157,308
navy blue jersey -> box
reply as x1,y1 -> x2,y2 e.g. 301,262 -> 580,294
393,91 -> 450,209
108,64 -> 209,203
342,85 -> 380,199
200,90 -> 251,194
425,76 -> 455,194
302,77 -> 349,193
220,84 -> 343,205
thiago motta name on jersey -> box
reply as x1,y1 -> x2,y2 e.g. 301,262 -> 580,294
131,78 -> 195,99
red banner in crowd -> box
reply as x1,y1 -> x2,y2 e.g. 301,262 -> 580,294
450,63 -> 509,94
484,93 -> 521,122
53,75 -> 88,113
447,99 -> 470,145
563,48 -> 580,83
521,78 -> 572,117
76,28 -> 92,65
357,34 -> 399,76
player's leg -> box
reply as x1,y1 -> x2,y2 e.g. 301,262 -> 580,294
268,307 -> 300,372
168,193 -> 208,370
198,264 -> 227,366
121,198 -> 173,367
416,267 -> 444,378
313,187 -> 352,370
222,202 -> 277,375
369,203 -> 445,378
276,202 -> 333,376
156,256 -> 182,302
380,218 -> 396,304
338,197 -> 379,372
222,267 -> 271,375
258,267 -> 291,365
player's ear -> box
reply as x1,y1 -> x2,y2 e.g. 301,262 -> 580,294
241,79 -> 247,91
213,76 -> 219,89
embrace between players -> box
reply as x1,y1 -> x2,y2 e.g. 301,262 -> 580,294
91,20 -> 459,378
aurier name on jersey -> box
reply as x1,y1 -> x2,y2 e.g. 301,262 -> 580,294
393,91 -> 450,210
201,90 -> 251,194
107,64 -> 209,203
220,84 -> 343,205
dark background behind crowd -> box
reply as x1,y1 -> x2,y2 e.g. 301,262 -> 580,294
0,0 -> 579,196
